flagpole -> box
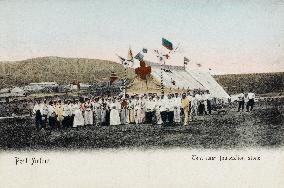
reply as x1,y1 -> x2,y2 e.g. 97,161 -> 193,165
160,59 -> 164,95
124,63 -> 127,98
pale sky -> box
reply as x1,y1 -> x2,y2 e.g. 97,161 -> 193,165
0,0 -> 283,74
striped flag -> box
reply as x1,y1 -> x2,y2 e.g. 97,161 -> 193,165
162,38 -> 173,50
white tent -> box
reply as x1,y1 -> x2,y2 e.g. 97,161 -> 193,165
147,62 -> 230,99
186,68 -> 230,99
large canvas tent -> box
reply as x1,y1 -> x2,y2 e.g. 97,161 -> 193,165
130,62 -> 230,99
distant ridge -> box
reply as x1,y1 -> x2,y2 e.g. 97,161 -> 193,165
214,72 -> 284,94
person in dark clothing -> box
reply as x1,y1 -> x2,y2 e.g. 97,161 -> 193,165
207,99 -> 212,115
48,101 -> 57,129
32,101 -> 42,130
35,110 -> 42,131
198,101 -> 205,115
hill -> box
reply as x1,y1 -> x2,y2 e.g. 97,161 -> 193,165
214,72 -> 284,95
0,56 -> 136,89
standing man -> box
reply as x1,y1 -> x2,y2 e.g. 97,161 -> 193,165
246,90 -> 255,112
173,93 -> 181,124
48,101 -> 57,129
181,93 -> 190,126
120,98 -> 129,125
40,100 -> 49,129
167,94 -> 175,125
63,100 -> 73,128
93,98 -> 101,126
33,100 -> 42,131
237,90 -> 245,112
159,95 -> 168,126
55,100 -> 64,128
84,98 -> 93,126
145,96 -> 155,124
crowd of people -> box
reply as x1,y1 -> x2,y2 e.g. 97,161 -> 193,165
32,91 -> 221,130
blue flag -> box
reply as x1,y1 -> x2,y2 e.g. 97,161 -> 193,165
134,52 -> 144,61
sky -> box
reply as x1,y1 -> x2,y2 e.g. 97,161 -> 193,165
0,0 -> 283,74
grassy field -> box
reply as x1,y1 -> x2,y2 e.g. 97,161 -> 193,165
0,103 -> 283,151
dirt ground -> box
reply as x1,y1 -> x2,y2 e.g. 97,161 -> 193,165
0,100 -> 283,151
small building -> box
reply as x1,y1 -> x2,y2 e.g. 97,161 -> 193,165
29,82 -> 59,88
27,82 -> 59,93
10,87 -> 26,96
79,83 -> 91,90
0,87 -> 26,102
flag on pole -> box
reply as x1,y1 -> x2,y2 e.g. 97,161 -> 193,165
142,48 -> 148,53
184,57 -> 190,65
116,54 -> 126,62
127,47 -> 133,61
162,38 -> 173,50
134,52 -> 144,61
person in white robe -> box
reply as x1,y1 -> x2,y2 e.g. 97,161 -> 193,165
128,97 -> 136,124
136,96 -> 145,124
173,93 -> 182,124
84,99 -> 93,126
92,98 -> 102,126
109,99 -> 121,126
120,98 -> 128,125
154,96 -> 163,125
72,102 -> 84,128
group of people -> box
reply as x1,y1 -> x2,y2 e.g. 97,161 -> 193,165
32,91 -> 217,130
237,90 -> 256,112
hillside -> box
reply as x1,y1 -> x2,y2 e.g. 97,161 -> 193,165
0,57 -> 136,89
214,72 -> 284,95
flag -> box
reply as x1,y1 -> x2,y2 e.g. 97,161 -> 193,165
142,48 -> 148,53
134,52 -> 144,61
162,38 -> 173,50
184,57 -> 190,65
116,54 -> 126,62
127,47 -> 133,61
